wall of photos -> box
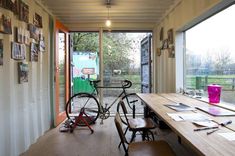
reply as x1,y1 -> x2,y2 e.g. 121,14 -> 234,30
0,0 -> 51,156
154,0 -> 221,93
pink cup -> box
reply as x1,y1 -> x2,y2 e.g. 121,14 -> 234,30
207,84 -> 222,103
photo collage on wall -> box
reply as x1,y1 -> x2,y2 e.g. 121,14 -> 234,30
1,0 -> 46,83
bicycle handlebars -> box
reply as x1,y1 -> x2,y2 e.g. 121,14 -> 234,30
122,80 -> 132,88
89,79 -> 132,89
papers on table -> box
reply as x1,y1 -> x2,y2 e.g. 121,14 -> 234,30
218,132 -> 235,141
193,120 -> 218,127
165,103 -> 195,111
167,112 -> 211,122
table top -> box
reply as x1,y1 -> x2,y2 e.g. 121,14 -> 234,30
137,93 -> 235,156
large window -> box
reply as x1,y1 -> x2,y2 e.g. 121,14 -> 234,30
185,5 -> 235,104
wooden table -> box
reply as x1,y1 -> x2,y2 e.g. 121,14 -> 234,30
137,93 -> 235,156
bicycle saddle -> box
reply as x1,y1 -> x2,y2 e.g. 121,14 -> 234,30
90,80 -> 101,85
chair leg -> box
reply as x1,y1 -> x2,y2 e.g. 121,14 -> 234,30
118,127 -> 129,148
150,130 -> 154,140
130,131 -> 136,142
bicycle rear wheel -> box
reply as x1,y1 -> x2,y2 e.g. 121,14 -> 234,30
66,93 -> 100,126
117,93 -> 144,125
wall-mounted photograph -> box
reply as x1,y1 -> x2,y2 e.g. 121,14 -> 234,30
18,62 -> 29,83
168,45 -> 175,58
30,42 -> 38,61
39,35 -> 45,52
11,42 -> 26,60
167,28 -> 174,45
0,13 -> 12,34
0,0 -> 18,14
160,27 -> 164,41
161,39 -> 168,50
0,39 -> 3,65
19,0 -> 29,23
0,0 -> 4,8
15,27 -> 30,45
33,13 -> 42,28
28,23 -> 40,41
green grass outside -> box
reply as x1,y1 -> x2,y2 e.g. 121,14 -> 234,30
186,75 -> 235,90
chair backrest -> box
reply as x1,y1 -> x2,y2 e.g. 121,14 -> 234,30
114,112 -> 128,154
119,100 -> 129,124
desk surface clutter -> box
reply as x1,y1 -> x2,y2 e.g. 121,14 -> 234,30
137,93 -> 235,156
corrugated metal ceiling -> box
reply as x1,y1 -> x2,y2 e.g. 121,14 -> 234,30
39,0 -> 179,30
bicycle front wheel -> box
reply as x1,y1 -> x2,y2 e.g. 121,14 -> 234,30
117,93 -> 144,125
66,93 -> 100,126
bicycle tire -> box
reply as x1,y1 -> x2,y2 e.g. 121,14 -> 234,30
117,93 -> 144,125
66,93 -> 100,126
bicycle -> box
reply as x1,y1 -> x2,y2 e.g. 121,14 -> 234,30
65,79 -> 144,127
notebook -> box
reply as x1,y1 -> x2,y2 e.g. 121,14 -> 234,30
196,106 -> 235,116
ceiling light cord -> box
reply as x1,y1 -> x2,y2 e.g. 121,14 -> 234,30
105,2 -> 112,27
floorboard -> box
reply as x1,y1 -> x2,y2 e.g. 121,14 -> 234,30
21,117 -> 199,156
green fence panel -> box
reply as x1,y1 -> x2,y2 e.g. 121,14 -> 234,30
73,77 -> 95,94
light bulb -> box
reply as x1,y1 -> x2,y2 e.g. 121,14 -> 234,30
105,19 -> 111,27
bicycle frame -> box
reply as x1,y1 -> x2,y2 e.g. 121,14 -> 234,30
90,80 -> 130,114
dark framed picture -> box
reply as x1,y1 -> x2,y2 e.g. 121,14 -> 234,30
0,0 -> 4,8
12,0 -> 19,15
11,42 -> 25,60
0,0 -> 6,8
18,62 -> 29,83
19,0 -> 29,23
33,13 -> 42,28
160,27 -> 164,41
0,13 -> 12,34
0,12 -> 3,32
30,42 -> 38,62
5,0 -> 13,10
28,23 -> 40,41
0,39 -> 3,65
167,28 -> 174,45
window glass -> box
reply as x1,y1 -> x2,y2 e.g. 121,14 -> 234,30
185,5 -> 235,104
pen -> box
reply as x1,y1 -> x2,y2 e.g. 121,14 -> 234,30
194,126 -> 219,131
207,128 -> 219,135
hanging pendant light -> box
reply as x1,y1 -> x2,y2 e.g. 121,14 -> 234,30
105,2 -> 111,27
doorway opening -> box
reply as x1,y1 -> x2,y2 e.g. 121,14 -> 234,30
70,31 -> 152,114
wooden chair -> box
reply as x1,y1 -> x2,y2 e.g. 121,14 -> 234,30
114,113 -> 176,156
119,100 -> 156,142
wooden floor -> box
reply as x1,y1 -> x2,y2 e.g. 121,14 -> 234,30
21,117 -> 199,156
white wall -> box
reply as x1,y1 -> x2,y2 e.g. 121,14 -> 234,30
0,1 -> 51,156
154,0 -> 235,93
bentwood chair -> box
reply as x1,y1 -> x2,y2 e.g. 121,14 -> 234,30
119,100 -> 156,142
114,113 -> 176,156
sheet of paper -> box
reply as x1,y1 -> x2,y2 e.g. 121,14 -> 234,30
218,132 -> 235,141
167,113 -> 211,122
178,113 -> 211,121
193,120 -> 218,127
167,113 -> 183,121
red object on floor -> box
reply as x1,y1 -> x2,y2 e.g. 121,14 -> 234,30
70,107 -> 94,133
